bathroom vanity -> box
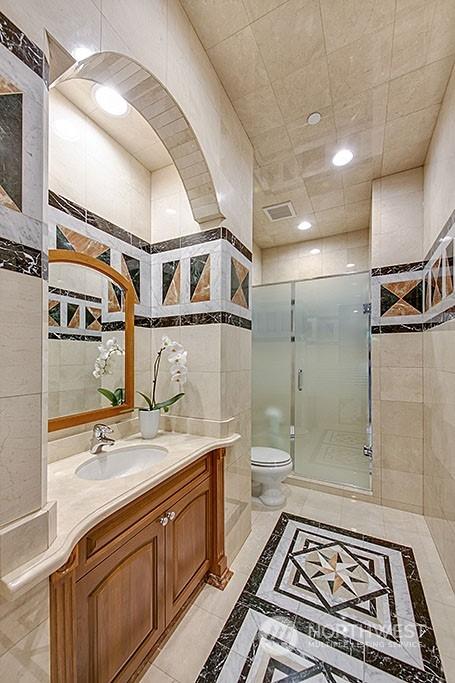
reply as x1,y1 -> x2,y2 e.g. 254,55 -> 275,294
49,442 -> 232,683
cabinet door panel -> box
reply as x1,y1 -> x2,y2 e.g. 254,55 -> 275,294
166,478 -> 211,622
76,520 -> 165,683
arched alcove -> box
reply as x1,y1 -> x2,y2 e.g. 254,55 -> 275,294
55,51 -> 224,226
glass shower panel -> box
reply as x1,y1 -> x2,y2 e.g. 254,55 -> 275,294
293,273 -> 370,489
252,283 -> 292,453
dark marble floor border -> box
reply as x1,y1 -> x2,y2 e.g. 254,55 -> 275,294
48,191 -> 252,261
0,11 -> 49,84
0,235 -> 43,278
197,512 -> 445,683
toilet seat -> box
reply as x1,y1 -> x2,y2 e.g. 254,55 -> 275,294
251,446 -> 292,468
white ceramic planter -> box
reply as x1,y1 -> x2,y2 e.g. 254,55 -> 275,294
139,409 -> 160,439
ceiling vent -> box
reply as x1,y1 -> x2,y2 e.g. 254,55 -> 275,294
262,201 -> 296,222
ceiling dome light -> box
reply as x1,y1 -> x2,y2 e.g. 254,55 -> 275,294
94,85 -> 129,116
310,248 -> 320,255
298,220 -> 312,231
307,112 -> 321,125
332,148 -> 354,167
346,263 -> 355,268
72,46 -> 94,62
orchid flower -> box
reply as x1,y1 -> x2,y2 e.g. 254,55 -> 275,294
93,338 -> 124,378
136,336 -> 187,412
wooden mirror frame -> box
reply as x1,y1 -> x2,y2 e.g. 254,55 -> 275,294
48,250 -> 135,432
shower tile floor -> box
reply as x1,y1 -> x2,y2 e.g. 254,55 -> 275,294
141,488 -> 455,683
294,429 -> 371,490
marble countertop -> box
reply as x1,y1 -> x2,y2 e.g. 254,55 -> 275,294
0,431 -> 240,598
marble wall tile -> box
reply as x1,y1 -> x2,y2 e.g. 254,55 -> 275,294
261,228 -> 369,284
381,399 -> 423,438
380,366 -> 422,402
381,468 -> 423,513
0,269 -> 42,398
0,393 -> 43,525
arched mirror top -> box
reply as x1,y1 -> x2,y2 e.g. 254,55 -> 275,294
48,249 -> 135,432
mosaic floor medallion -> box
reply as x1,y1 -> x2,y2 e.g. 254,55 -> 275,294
197,513 -> 445,683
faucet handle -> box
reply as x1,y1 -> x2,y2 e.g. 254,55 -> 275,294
93,423 -> 113,438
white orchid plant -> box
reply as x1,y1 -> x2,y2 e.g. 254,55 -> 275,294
93,338 -> 125,407
137,336 -> 187,412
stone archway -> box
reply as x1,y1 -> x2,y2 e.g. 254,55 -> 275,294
57,51 -> 224,225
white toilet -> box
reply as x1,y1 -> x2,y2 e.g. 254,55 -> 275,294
251,446 -> 293,508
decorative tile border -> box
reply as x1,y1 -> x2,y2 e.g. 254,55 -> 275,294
48,288 -> 104,340
372,208 -> 455,334
0,12 -> 48,84
49,191 -> 252,261
48,193 -> 252,329
0,235 -> 43,278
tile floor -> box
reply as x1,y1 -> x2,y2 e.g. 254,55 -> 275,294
140,486 -> 455,683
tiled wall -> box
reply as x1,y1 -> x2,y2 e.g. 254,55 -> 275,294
0,6 -> 253,679
151,164 -> 199,243
1,0 -> 254,246
49,89 -> 152,242
370,168 -> 424,513
252,242 -> 262,285
261,229 -> 369,284
423,64 -> 455,590
0,13 -> 54,680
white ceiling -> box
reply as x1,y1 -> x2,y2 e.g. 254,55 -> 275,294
55,79 -> 173,173
181,0 -> 455,248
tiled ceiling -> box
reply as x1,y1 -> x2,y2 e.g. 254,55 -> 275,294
181,0 -> 455,248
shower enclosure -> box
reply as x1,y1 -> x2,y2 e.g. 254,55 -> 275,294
252,272 -> 372,491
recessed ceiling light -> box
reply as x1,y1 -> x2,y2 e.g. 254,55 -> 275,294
307,112 -> 321,125
309,248 -> 320,255
94,85 -> 129,116
332,148 -> 354,167
54,118 -> 78,141
346,263 -> 356,268
353,309 -> 359,313
72,46 -> 94,61
298,220 -> 312,231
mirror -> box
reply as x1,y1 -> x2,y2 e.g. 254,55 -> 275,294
48,250 -> 135,431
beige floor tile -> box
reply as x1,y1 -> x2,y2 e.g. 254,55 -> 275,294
195,570 -> 248,620
154,485 -> 455,682
140,664 -> 176,682
153,605 -> 224,683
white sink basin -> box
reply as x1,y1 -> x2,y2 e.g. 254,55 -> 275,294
76,445 -> 168,481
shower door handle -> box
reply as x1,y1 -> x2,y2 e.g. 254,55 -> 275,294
297,368 -> 303,391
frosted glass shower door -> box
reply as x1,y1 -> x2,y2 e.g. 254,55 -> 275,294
293,273 -> 371,489
252,283 -> 292,453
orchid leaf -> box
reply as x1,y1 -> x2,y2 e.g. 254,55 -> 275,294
153,393 -> 185,412
136,391 -> 153,410
98,387 -> 122,406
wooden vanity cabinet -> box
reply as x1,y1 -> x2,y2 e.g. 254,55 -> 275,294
50,449 -> 231,683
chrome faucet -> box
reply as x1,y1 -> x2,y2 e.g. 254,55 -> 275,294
90,424 -> 115,454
